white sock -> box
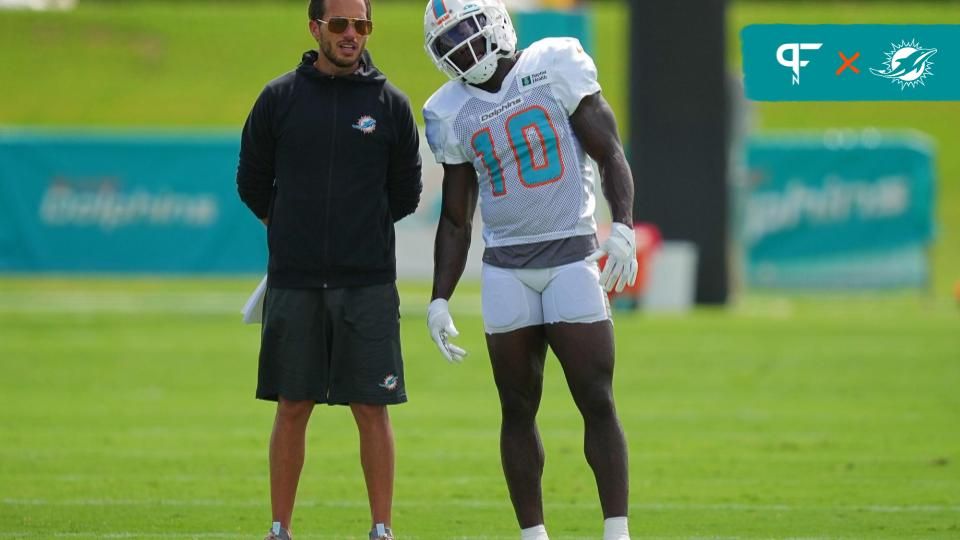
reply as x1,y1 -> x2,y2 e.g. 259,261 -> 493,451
520,524 -> 549,540
603,516 -> 630,540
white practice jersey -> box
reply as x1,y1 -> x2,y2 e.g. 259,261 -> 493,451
423,37 -> 601,248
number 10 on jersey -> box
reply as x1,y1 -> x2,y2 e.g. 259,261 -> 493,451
471,105 -> 565,197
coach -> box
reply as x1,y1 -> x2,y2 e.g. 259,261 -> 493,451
235,0 -> 422,537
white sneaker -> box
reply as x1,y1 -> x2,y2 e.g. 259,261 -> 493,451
369,524 -> 394,540
264,526 -> 292,540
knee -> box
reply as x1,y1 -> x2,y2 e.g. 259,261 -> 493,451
576,384 -> 616,422
276,399 -> 314,425
499,391 -> 539,425
351,403 -> 388,428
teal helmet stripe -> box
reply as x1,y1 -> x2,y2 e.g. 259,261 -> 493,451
432,0 -> 447,19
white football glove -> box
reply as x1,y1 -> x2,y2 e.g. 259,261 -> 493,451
427,298 -> 467,363
585,222 -> 639,293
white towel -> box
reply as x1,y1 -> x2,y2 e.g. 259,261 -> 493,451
241,274 -> 268,324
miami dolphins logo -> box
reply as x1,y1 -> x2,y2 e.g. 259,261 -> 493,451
352,115 -> 377,134
379,374 -> 399,391
870,39 -> 937,90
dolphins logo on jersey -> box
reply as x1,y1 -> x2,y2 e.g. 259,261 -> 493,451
353,115 -> 377,134
870,39 -> 937,90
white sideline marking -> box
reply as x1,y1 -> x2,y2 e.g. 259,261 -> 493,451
3,498 -> 958,513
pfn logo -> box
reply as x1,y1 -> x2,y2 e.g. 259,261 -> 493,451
776,42 -> 823,85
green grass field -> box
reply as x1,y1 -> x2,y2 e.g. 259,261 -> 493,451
1,278 -> 958,539
2,1 -> 960,538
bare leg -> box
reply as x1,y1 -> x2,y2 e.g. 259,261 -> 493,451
351,403 -> 394,528
546,321 -> 628,518
486,325 -> 550,528
269,398 -> 315,530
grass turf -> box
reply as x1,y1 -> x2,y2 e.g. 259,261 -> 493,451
0,277 -> 958,538
1,1 -> 959,537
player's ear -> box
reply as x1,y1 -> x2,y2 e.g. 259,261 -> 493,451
309,19 -> 322,41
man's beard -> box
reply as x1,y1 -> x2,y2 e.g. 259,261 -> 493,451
321,39 -> 361,68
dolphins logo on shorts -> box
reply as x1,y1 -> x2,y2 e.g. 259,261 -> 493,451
379,374 -> 399,391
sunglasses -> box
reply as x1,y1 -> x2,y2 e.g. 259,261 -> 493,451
316,17 -> 373,36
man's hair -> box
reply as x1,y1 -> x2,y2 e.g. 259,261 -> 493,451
308,0 -> 372,21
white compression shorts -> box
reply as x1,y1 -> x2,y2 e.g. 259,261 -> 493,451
480,260 -> 612,334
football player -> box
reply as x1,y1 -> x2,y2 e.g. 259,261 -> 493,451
422,1 -> 637,539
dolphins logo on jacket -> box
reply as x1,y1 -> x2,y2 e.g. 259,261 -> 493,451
353,115 -> 377,134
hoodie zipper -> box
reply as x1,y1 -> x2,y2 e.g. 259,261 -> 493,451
322,78 -> 338,290
323,77 -> 338,402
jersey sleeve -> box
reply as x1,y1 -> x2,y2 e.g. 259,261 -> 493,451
423,105 -> 470,165
549,38 -> 602,116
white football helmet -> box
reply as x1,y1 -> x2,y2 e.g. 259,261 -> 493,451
423,0 -> 517,85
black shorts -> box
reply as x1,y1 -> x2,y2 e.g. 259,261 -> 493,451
256,283 -> 406,405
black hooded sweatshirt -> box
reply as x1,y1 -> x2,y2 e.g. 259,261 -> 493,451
237,50 -> 422,289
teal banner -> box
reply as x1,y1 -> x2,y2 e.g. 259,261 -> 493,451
743,131 -> 935,288
0,131 -> 266,273
742,25 -> 960,101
